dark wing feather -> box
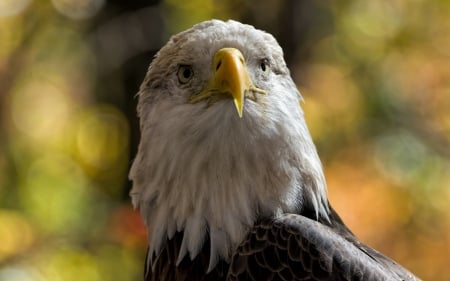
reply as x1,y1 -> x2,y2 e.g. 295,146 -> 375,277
228,213 -> 420,281
145,232 -> 229,281
145,208 -> 419,280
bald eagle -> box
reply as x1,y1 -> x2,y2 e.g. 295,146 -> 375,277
129,20 -> 419,281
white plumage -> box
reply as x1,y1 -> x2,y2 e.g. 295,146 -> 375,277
129,20 -> 329,271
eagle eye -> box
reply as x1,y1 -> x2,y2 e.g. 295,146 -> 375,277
177,65 -> 194,84
260,58 -> 270,73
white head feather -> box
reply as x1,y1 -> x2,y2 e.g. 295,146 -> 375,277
129,19 -> 329,271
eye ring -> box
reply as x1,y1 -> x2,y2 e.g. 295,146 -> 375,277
260,58 -> 270,73
177,65 -> 194,84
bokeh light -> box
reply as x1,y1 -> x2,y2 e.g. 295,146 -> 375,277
0,1 -> 449,280
76,105 -> 129,172
10,70 -> 72,143
51,0 -> 105,20
0,0 -> 32,17
0,210 -> 34,262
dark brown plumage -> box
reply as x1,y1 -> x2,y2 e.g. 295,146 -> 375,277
145,206 -> 418,281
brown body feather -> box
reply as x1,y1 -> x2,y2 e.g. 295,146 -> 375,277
145,206 -> 419,281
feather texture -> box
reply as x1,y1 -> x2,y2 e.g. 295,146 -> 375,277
229,212 -> 419,280
130,20 -> 329,268
130,19 -> 420,281
144,209 -> 419,280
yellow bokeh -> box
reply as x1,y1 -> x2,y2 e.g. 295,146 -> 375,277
301,63 -> 363,141
0,210 -> 35,261
10,68 -> 73,144
76,105 -> 129,170
0,16 -> 25,61
51,0 -> 105,20
0,1 -> 449,280
0,0 -> 31,17
164,0 -> 229,33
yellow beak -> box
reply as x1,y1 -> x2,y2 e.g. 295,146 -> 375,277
188,47 -> 266,117
212,48 -> 251,118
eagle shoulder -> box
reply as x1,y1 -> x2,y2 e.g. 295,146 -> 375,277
228,214 -> 419,281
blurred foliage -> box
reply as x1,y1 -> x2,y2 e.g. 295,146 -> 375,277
0,0 -> 449,280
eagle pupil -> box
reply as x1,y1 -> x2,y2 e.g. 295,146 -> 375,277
260,59 -> 269,72
183,68 -> 192,79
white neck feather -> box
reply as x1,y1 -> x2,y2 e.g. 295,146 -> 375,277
130,93 -> 329,271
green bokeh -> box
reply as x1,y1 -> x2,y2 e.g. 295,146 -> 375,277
0,1 -> 449,280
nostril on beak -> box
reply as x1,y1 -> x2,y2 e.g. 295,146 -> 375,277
216,60 -> 222,71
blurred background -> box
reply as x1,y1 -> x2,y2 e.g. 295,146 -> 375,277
0,0 -> 449,280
